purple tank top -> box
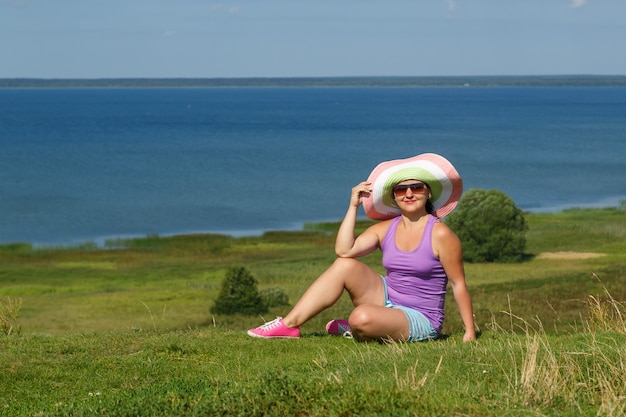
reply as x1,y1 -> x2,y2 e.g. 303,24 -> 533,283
381,215 -> 448,331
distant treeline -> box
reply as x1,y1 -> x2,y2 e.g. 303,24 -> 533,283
2,75 -> 626,88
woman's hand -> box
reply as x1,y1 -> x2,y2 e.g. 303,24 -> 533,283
463,330 -> 477,343
335,181 -> 379,258
350,181 -> 372,208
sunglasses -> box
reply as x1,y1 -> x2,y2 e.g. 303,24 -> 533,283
392,182 -> 428,197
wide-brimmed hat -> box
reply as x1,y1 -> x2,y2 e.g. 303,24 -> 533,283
362,153 -> 463,220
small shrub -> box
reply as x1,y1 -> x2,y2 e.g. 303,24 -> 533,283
211,266 -> 268,315
260,287 -> 290,307
446,189 -> 527,262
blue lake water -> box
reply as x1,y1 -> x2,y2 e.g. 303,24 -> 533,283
1,86 -> 625,246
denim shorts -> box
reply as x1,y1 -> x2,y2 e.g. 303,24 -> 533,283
381,276 -> 438,342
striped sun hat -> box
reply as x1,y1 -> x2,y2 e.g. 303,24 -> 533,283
362,153 -> 463,220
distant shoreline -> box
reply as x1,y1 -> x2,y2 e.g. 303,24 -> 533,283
2,75 -> 626,89
16,201 -> 626,249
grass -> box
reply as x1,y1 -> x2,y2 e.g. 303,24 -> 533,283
1,208 -> 625,416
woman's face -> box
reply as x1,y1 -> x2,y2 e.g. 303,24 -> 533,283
392,179 -> 431,211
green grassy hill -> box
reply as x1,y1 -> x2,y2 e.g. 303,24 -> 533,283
1,208 -> 625,416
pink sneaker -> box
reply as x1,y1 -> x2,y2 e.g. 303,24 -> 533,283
326,319 -> 352,338
247,317 -> 300,339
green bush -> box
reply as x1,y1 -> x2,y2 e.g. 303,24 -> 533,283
211,266 -> 268,315
260,286 -> 290,308
446,189 -> 527,263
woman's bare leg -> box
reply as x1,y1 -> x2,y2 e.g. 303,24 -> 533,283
282,257 -> 384,328
349,304 -> 410,341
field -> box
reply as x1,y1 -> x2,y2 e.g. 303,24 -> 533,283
1,208 -> 625,416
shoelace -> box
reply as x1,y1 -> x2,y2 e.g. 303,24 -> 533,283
336,322 -> 350,332
259,317 -> 282,330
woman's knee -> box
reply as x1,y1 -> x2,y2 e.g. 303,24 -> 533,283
349,305 -> 408,341
348,305 -> 377,333
329,258 -> 368,283
331,257 -> 364,272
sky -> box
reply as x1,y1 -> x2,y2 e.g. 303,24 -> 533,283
2,0 -> 625,79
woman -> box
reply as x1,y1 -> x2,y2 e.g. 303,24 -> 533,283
247,153 -> 476,343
